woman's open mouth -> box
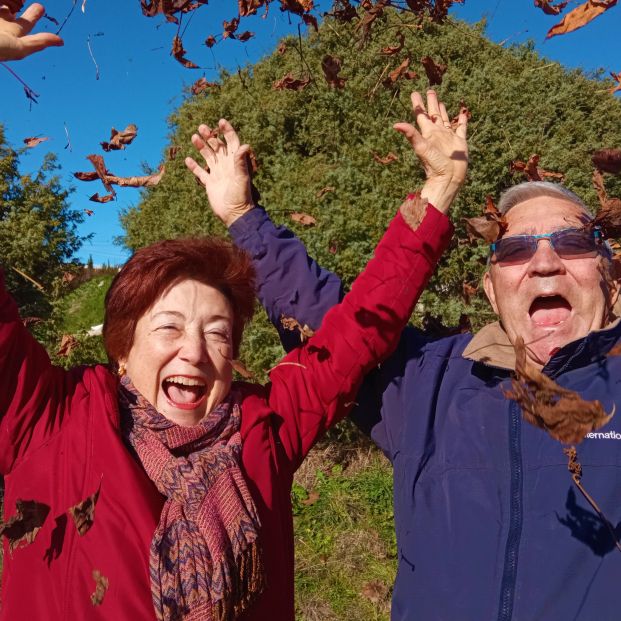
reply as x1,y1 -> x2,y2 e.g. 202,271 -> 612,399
162,375 -> 207,410
528,294 -> 572,327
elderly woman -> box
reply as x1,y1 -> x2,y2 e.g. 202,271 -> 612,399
0,92 -> 467,620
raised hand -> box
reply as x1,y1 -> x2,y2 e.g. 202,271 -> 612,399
0,3 -> 63,61
185,119 -> 256,227
394,90 -> 469,214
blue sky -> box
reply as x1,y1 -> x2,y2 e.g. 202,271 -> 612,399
1,0 -> 618,265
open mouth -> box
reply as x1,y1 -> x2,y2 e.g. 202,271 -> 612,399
162,375 -> 207,410
528,294 -> 572,327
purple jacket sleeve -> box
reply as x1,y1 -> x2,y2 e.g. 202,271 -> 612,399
228,207 -> 344,352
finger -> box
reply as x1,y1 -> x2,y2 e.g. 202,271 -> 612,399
455,108 -> 469,140
439,102 -> 450,127
184,156 -> 210,186
425,89 -> 441,119
219,118 -> 240,153
15,2 -> 45,35
198,124 -> 219,160
394,122 -> 424,151
191,133 -> 214,163
410,91 -> 427,123
234,144 -> 251,177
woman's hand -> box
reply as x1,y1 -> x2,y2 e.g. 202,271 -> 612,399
0,3 -> 63,61
185,119 -> 256,228
394,90 -> 469,215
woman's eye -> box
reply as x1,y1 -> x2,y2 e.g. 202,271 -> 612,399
158,324 -> 180,333
206,330 -> 229,341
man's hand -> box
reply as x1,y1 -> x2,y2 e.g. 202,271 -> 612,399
394,90 -> 469,215
185,119 -> 256,228
0,3 -> 63,61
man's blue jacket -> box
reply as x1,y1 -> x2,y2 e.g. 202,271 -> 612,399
230,207 -> 621,621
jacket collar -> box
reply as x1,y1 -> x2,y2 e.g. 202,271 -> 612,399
462,318 -> 621,375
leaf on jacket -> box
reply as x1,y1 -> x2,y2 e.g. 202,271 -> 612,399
0,500 -> 50,554
509,154 -> 564,182
172,35 -> 198,68
205,35 -> 217,47
273,72 -> 311,91
383,57 -> 417,87
57,334 -> 78,356
322,55 -> 347,89
380,32 -> 405,55
592,148 -> 621,175
546,0 -> 617,38
290,212 -> 317,226
505,336 -> 613,444
68,482 -> 101,536
91,570 -> 109,606
23,136 -> 49,148
421,55 -> 447,86
101,124 -> 138,152
464,195 -> 508,243
534,0 -> 569,15
610,71 -> 621,95
372,151 -> 398,165
281,315 -> 315,342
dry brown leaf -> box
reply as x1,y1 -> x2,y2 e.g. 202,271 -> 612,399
205,35 -> 217,47
91,570 -> 109,606
301,490 -> 320,506
380,32 -> 405,55
421,55 -> 447,86
239,0 -> 266,16
317,186 -> 335,199
0,499 -> 50,554
236,30 -> 254,42
372,151 -> 399,165
168,146 -> 181,160
273,72 -> 311,91
321,55 -> 346,89
84,209 -> 94,216
383,57 -> 412,87
172,35 -> 198,68
610,71 -> 621,95
22,316 -> 43,327
328,0 -> 358,22
140,0 -> 208,23
230,359 -> 254,379
68,482 -> 101,536
281,315 -> 315,342
534,0 -> 569,15
76,165 -> 165,192
505,336 -> 613,444
57,334 -> 78,357
291,212 -> 317,226
277,41 -> 288,54
223,17 -> 240,39
510,154 -> 564,182
464,195 -> 508,243
462,281 -> 478,305
23,136 -> 49,148
547,0 -> 617,38
590,171 -> 621,237
356,0 -> 389,43
86,154 -> 115,195
360,580 -> 389,604
280,0 -> 314,14
302,13 -> 319,30
89,193 -> 115,203
101,124 -> 138,152
592,148 -> 621,175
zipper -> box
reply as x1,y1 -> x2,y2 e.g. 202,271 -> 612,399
497,401 -> 524,621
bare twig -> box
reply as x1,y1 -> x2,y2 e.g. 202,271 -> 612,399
86,35 -> 99,80
11,267 -> 45,292
56,0 -> 77,35
1,62 -> 39,103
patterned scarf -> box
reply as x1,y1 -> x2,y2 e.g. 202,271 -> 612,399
118,375 -> 265,621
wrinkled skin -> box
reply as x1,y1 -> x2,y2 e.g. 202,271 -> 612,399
119,279 -> 234,426
483,197 -> 620,368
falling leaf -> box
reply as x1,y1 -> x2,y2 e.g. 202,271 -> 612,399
317,186 -> 335,199
191,77 -> 218,95
172,35 -> 198,69
592,148 -> 621,175
547,0 -> 617,38
223,17 -> 240,39
328,0 -> 358,22
168,146 -> 181,160
372,151 -> 399,165
0,499 -> 50,554
534,0 -> 569,15
91,570 -> 109,606
140,0 -> 208,24
205,35 -> 217,47
75,163 -> 165,192
86,154 -> 115,195
23,136 -> 49,148
383,57 -> 414,87
509,154 -> 564,182
302,13 -> 319,30
273,73 -> 311,90
321,55 -> 346,89
381,32 -> 405,55
57,334 -> 79,357
421,55 -> 447,86
301,490 -> 320,505
280,0 -> 315,14
84,209 -> 94,216
239,0 -> 266,17
590,171 -> 621,237
290,212 -> 317,226
356,0 -> 389,44
462,281 -> 478,305
89,193 -> 115,203
22,316 -> 43,327
505,336 -> 613,444
236,30 -> 255,42
277,41 -> 288,54
281,315 -> 315,342
360,580 -> 389,604
464,195 -> 508,242
68,482 -> 101,536
101,124 -> 138,152
610,71 -> 621,95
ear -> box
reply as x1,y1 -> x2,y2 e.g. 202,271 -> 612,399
483,270 -> 499,315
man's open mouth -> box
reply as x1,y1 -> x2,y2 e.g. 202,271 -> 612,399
162,375 -> 207,409
528,294 -> 572,327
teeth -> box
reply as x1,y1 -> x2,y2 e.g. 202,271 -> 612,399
165,376 -> 205,387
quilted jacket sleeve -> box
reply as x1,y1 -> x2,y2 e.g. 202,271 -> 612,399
265,206 -> 453,471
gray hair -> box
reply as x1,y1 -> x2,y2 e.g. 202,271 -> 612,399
497,181 -> 592,218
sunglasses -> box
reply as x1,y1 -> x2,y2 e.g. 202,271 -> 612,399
490,227 -> 607,265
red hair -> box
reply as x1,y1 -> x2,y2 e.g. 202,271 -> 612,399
103,237 -> 255,362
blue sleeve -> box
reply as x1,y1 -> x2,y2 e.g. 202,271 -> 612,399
228,207 -> 344,352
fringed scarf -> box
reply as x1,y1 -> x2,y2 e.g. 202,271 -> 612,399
118,375 -> 265,621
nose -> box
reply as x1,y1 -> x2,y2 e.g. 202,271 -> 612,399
178,331 -> 209,366
526,238 -> 566,276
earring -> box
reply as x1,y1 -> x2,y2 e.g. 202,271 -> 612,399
117,362 -> 126,377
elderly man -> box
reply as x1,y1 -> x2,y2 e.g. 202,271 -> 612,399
193,93 -> 621,620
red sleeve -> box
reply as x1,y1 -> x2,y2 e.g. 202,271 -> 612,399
266,206 -> 454,471
0,270 -> 75,473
